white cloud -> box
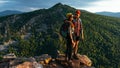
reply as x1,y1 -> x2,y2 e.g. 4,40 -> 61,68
0,0 -> 14,7
29,7 -> 40,11
78,0 -> 120,12
0,1 -> 9,4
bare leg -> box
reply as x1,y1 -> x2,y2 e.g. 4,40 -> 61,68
75,41 -> 79,55
73,40 -> 79,59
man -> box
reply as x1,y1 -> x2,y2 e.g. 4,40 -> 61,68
73,10 -> 84,59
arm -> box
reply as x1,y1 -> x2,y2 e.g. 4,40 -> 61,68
81,26 -> 84,40
69,26 -> 74,41
80,19 -> 84,40
68,22 -> 75,45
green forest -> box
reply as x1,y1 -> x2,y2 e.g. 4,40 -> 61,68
0,3 -> 120,68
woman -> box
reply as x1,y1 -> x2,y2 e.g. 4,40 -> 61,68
64,13 -> 75,61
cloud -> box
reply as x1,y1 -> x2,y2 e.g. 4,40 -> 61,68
1,0 -> 103,7
28,7 -> 40,11
0,1 -> 9,4
0,0 -> 10,5
81,0 -> 120,12
0,0 -> 107,12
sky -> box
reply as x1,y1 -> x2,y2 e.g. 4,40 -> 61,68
0,0 -> 120,13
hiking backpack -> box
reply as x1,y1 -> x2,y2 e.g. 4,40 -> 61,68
60,20 -> 69,38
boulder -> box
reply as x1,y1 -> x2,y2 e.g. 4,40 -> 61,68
16,61 -> 43,68
55,54 -> 92,68
3,53 -> 16,59
78,54 -> 92,66
16,62 -> 33,68
35,54 -> 52,65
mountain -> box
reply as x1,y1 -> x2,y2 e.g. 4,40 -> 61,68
0,3 -> 120,68
0,10 -> 23,17
96,11 -> 120,18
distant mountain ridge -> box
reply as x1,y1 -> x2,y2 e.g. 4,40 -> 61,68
96,11 -> 120,18
0,10 -> 23,17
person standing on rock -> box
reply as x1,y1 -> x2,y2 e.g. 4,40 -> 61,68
72,10 -> 84,59
60,13 -> 75,61
65,13 -> 75,61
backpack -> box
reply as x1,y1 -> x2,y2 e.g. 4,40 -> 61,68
60,20 -> 69,38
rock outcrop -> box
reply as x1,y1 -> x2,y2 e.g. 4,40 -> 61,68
0,54 -> 94,68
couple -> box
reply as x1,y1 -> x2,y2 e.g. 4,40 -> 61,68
64,10 -> 84,61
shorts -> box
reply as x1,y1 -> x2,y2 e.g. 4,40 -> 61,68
74,36 -> 80,41
72,33 -> 80,41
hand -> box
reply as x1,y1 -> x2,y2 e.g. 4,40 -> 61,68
72,40 -> 75,48
82,35 -> 84,40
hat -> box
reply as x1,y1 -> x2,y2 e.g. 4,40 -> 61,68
66,13 -> 73,18
75,10 -> 81,14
